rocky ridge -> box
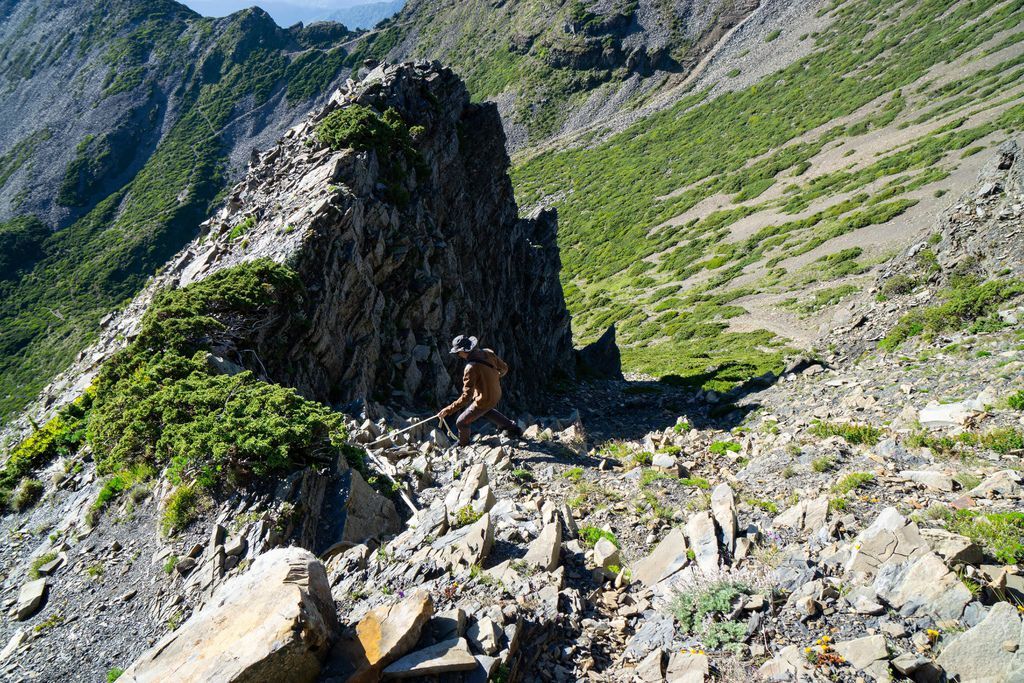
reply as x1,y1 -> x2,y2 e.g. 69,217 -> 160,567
3,60 -> 574,445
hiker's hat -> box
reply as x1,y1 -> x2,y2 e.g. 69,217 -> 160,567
449,335 -> 478,354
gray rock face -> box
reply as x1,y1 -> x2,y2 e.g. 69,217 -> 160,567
633,528 -> 688,587
937,602 -> 1024,681
920,528 -> 983,565
523,521 -> 562,572
873,552 -> 971,624
845,507 -> 928,579
686,511 -> 720,574
710,484 -> 738,554
121,547 -> 337,683
382,637 -> 477,678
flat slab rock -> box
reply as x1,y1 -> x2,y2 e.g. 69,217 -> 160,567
633,528 -> 688,587
121,547 -> 337,683
382,637 -> 477,678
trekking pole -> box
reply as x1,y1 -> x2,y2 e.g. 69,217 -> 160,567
365,412 -> 443,448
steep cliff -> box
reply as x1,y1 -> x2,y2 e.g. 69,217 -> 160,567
167,60 -> 576,407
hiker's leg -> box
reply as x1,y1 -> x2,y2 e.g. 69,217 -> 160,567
455,404 -> 487,446
482,409 -> 522,437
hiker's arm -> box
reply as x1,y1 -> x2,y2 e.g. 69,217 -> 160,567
439,366 -> 473,418
495,355 -> 509,378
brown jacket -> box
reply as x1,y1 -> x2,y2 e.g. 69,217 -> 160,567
440,348 -> 509,417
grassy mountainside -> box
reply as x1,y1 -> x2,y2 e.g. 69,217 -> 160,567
511,0 -> 1024,390
352,0 -> 760,146
0,0 -> 358,423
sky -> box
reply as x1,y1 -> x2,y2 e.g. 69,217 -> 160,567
179,0 -> 402,28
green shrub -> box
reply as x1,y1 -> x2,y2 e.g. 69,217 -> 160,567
315,104 -> 425,206
833,472 -> 875,494
627,451 -> 654,469
316,104 -> 414,158
640,469 -> 672,487
880,277 -> 1024,350
579,526 -> 619,548
948,511 -> 1024,564
703,620 -> 748,650
709,441 -> 741,455
511,468 -> 534,483
451,505 -> 484,529
29,552 -> 58,579
86,261 -> 349,507
744,497 -> 778,514
673,421 -> 692,434
670,581 -> 751,648
563,467 -> 584,482
161,484 -> 206,536
809,420 -> 882,445
93,465 -> 154,516
11,478 -> 43,512
1,389 -> 93,493
978,427 -> 1024,454
829,497 -> 849,512
908,428 -> 1023,457
811,455 -> 835,472
107,668 -> 125,682
877,274 -> 917,300
679,477 -> 711,489
765,29 -> 782,42
1008,390 -> 1024,411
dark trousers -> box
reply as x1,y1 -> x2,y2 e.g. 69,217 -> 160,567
454,403 -> 517,446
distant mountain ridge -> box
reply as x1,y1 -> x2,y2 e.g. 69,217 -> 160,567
183,0 -> 405,28
327,0 -> 403,29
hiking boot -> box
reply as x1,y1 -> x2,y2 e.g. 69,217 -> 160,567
505,425 -> 525,440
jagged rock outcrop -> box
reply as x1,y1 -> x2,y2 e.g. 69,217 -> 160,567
576,324 -> 623,380
14,61 -> 574,436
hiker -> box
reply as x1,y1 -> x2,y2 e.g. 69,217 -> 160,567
438,335 -> 523,447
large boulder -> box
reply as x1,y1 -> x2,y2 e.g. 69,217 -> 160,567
873,552 -> 972,625
121,547 -> 338,683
